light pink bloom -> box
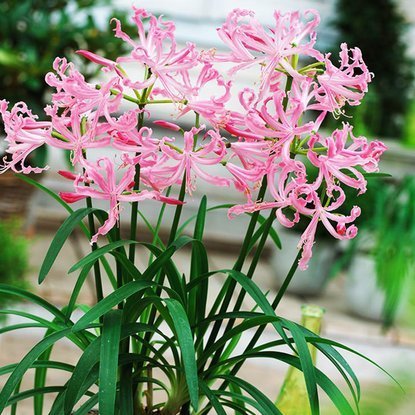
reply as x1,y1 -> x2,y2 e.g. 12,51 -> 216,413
76,50 -> 117,69
313,43 -> 372,112
291,184 -> 361,269
175,62 -> 232,126
228,157 -> 362,270
46,58 -> 126,124
215,9 -> 323,95
0,100 -> 50,174
110,8 -> 198,99
246,91 -> 315,144
147,127 -> 230,193
112,126 -> 160,168
60,157 -> 180,243
224,111 -> 264,140
45,105 -> 111,164
307,124 -> 387,195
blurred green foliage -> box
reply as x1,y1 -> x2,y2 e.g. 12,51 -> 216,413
402,98 -> 415,147
337,176 -> 415,327
0,0 -> 136,117
334,0 -> 414,139
0,220 -> 29,309
324,381 -> 413,415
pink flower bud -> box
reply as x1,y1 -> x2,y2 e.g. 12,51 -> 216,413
153,120 -> 181,131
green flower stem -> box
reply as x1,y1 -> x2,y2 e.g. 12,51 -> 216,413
148,186 -> 172,266
234,250 -> 302,367
167,172 -> 187,246
128,108 -> 145,265
207,207 -> 277,370
94,83 -> 140,105
81,148 -> 103,308
193,112 -> 200,150
138,113 -> 199,412
146,99 -> 188,105
96,84 -> 186,106
207,250 -> 302,406
199,252 -> 302,415
202,177 -> 268,359
113,225 -> 124,309
204,60 -> 298,376
85,196 -> 104,305
126,70 -> 154,415
203,58 -> 297,356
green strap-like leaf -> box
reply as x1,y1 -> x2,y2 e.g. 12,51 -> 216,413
0,361 -> 74,377
283,319 -> 319,415
165,298 -> 199,411
72,280 -> 155,332
138,243 -> 185,301
189,196 -> 209,332
65,262 -> 95,319
64,339 -> 101,414
72,394 -> 99,415
249,213 -> 282,250
199,380 -> 227,415
0,285 -> 67,323
99,310 -> 123,415
218,351 -> 356,415
176,203 -> 234,236
39,207 -> 96,283
212,269 -> 319,414
7,387 -> 67,407
0,328 -> 72,413
51,364 -> 99,415
17,174 -> 75,215
219,375 -> 283,415
68,240 -> 137,274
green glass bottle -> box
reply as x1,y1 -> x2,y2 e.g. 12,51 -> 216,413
275,305 -> 325,414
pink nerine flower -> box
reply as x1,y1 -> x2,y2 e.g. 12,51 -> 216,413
83,7 -> 199,100
307,124 -> 387,195
312,43 -> 372,112
174,62 -> 232,127
228,158 -> 362,270
45,105 -> 111,165
60,157 -> 180,243
145,127 -> 230,193
0,100 -> 50,174
291,184 -> 361,269
215,9 -> 323,95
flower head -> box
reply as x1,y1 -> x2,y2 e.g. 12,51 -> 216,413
0,100 -> 50,174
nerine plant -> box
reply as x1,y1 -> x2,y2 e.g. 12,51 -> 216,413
0,7 -> 391,415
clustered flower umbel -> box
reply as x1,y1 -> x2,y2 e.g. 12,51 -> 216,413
0,7 -> 387,269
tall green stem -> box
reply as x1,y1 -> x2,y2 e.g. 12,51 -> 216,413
85,197 -> 104,304
202,177 -> 268,356
207,207 -> 277,369
129,110 -> 145,264
204,250 -> 302,414
124,69 -> 151,415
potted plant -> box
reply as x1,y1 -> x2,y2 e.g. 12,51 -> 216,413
340,176 -> 415,326
0,6 -> 391,414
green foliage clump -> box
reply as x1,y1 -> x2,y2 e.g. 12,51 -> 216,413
334,0 -> 414,138
0,0 -> 136,116
0,220 -> 29,307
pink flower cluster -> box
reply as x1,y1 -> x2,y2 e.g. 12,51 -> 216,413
0,7 -> 387,269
